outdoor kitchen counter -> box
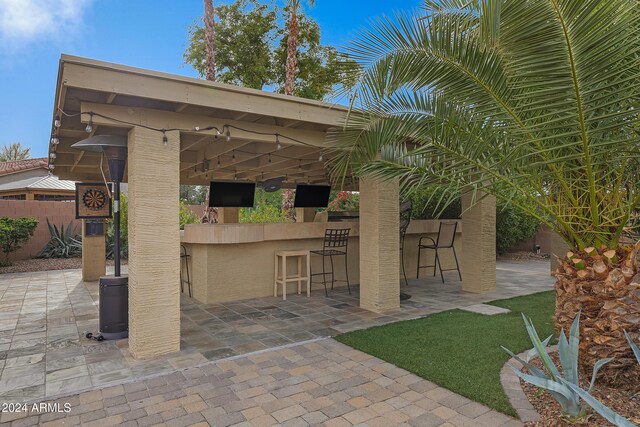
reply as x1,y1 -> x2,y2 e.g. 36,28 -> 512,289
180,220 -> 461,304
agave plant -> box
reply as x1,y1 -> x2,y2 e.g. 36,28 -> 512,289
503,313 -> 635,425
624,331 -> 640,366
331,0 -> 640,380
37,219 -> 82,259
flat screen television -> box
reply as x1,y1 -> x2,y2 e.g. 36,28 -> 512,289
209,181 -> 256,207
293,184 -> 331,208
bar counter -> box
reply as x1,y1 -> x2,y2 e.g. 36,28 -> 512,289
180,220 -> 461,304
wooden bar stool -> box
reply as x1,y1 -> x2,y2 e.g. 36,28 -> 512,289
274,250 -> 311,300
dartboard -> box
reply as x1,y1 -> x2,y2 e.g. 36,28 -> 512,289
82,188 -> 107,210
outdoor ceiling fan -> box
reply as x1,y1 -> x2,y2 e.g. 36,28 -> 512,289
258,176 -> 286,192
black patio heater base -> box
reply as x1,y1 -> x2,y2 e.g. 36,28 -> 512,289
93,275 -> 129,340
85,275 -> 129,341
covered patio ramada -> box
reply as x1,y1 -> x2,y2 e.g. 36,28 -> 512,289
49,54 -> 497,360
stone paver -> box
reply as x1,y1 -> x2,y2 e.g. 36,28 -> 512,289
0,338 -> 525,426
0,260 -> 553,402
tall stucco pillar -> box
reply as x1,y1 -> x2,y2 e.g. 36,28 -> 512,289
461,192 -> 496,293
128,127 -> 180,358
81,219 -> 105,281
218,208 -> 239,223
295,208 -> 316,222
359,176 -> 400,312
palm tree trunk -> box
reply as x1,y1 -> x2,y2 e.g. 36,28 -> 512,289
284,7 -> 299,96
204,0 -> 216,81
202,0 -> 218,223
555,244 -> 640,387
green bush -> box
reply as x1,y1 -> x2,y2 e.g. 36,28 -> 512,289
180,202 -> 201,229
37,219 -> 82,259
0,217 -> 39,266
407,187 -> 461,219
240,189 -> 293,223
496,204 -> 540,254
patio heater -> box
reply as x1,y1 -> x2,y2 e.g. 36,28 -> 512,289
72,135 -> 129,340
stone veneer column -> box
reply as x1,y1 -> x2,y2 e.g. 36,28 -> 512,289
81,219 -> 105,281
128,127 -> 180,358
359,176 -> 400,312
218,208 -> 239,223
461,192 -> 496,292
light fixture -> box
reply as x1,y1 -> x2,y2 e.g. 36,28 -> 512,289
232,150 -> 236,160
276,134 -> 282,150
49,152 -> 56,160
85,114 -> 94,133
51,135 -> 59,145
234,173 -> 238,181
298,160 -> 302,171
162,132 -> 168,146
217,156 -> 221,167
268,153 -> 271,164
226,127 -> 231,143
318,151 -> 324,162
54,116 -> 61,128
48,164 -> 55,170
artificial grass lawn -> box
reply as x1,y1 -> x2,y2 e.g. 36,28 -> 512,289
335,291 -> 556,417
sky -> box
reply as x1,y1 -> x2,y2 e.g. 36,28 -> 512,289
0,0 -> 421,159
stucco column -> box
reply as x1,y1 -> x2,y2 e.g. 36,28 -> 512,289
218,208 -> 239,223
128,127 -> 180,358
81,219 -> 105,281
295,208 -> 316,222
359,176 -> 400,312
461,192 -> 496,292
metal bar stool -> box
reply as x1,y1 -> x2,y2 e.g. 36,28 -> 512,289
180,244 -> 192,297
399,200 -> 412,286
417,221 -> 462,283
310,228 -> 351,296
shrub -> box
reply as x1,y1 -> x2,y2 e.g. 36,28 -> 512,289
240,189 -> 293,223
327,191 -> 359,212
180,201 -> 201,229
0,217 -> 38,266
496,204 -> 541,254
503,313 -> 634,426
407,187 -> 461,219
37,219 -> 82,259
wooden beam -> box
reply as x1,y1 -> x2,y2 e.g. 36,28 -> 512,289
81,102 -> 330,148
106,93 -> 117,104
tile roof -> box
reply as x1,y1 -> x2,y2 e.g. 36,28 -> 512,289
0,158 -> 48,176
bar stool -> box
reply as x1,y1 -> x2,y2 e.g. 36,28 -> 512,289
180,244 -> 192,297
417,221 -> 462,283
310,228 -> 351,296
274,250 -> 311,300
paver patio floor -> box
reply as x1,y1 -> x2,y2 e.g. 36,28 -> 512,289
0,260 -> 553,404
1,338 -> 524,427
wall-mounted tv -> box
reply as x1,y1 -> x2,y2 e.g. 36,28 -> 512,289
293,184 -> 331,208
209,181 -> 256,207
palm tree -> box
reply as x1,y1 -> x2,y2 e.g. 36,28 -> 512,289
204,0 -> 216,81
0,143 -> 30,162
202,0 -> 218,223
284,0 -> 314,96
332,0 -> 640,384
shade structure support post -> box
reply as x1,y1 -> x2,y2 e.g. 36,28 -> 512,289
127,126 -> 181,359
461,191 -> 496,292
359,176 -> 400,312
114,180 -> 121,277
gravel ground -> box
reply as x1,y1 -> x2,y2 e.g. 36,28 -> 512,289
0,257 -> 127,274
